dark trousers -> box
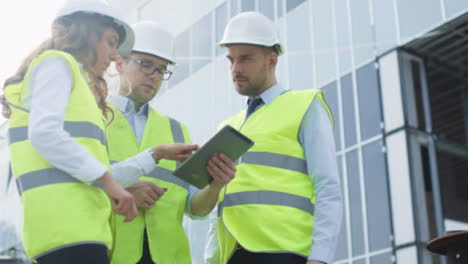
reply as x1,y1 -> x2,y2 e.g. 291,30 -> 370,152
227,248 -> 308,264
36,244 -> 108,264
137,229 -> 155,264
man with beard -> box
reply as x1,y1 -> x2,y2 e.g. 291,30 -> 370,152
204,12 -> 343,264
106,21 -> 236,264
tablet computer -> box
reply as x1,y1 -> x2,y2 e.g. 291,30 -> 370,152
172,125 -> 254,189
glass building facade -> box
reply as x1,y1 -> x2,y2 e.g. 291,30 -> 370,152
0,0 -> 467,263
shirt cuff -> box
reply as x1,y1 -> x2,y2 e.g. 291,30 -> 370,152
137,149 -> 158,175
308,242 -> 333,264
75,155 -> 108,183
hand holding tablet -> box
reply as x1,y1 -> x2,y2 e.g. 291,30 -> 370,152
173,125 -> 254,188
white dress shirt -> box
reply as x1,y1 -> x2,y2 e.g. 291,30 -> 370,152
204,84 -> 343,264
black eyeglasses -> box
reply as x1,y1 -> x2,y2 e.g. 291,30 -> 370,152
127,57 -> 173,80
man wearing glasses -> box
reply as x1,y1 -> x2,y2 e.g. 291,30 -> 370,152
106,21 -> 236,264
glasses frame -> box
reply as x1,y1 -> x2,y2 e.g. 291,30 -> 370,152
127,57 -> 173,80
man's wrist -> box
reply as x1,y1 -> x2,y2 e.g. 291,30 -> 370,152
207,182 -> 224,192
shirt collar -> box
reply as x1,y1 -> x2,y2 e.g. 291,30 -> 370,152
108,95 -> 149,116
251,83 -> 287,105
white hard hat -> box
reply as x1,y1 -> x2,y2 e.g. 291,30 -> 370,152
131,21 -> 176,65
218,11 -> 284,55
57,0 -> 134,57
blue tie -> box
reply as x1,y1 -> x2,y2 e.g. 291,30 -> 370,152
246,97 -> 264,119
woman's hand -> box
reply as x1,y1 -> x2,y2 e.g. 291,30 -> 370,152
152,143 -> 199,162
98,172 -> 138,222
126,180 -> 167,209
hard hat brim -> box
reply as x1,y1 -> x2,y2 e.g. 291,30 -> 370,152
116,22 -> 134,57
218,41 -> 284,55
131,50 -> 176,65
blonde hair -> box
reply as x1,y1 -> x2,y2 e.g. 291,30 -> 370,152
1,13 -> 122,120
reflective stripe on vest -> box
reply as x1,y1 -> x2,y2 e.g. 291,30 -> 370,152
16,168 -> 102,196
218,190 -> 315,217
146,167 -> 189,191
169,118 -> 184,143
169,118 -> 184,167
9,121 -> 107,146
239,151 -> 307,174
110,161 -> 190,191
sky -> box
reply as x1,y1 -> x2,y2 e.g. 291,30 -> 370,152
0,1 -> 65,86
0,0 -> 64,125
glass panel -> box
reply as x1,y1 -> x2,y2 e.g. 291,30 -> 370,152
277,0 -> 284,18
396,246 -> 418,263
288,54 -> 314,91
347,150 -> 365,256
215,2 -> 228,56
373,0 -> 398,54
168,60 -> 189,88
438,150 -> 468,226
410,60 -> 427,130
444,0 -> 468,18
363,140 -> 392,251
241,0 -> 255,11
168,63 -> 214,141
258,0 -> 274,19
370,253 -> 393,264
322,81 -> 342,151
286,1 -> 311,52
286,0 -> 305,12
341,74 -> 357,147
192,13 -> 213,57
175,28 -> 190,57
230,0 -> 240,17
334,0 -> 352,74
312,0 -> 337,86
212,56 -> 238,126
353,260 -> 366,264
350,0 -> 374,65
427,57 -> 467,145
192,59 -> 211,74
356,62 -> 382,140
397,0 -> 443,41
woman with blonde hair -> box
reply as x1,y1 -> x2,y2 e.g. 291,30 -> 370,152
0,0 -> 199,263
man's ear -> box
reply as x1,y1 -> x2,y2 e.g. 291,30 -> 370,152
115,56 -> 125,73
268,52 -> 278,70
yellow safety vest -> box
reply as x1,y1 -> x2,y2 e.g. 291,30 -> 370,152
106,103 -> 192,264
5,50 -> 112,260
217,89 -> 332,263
